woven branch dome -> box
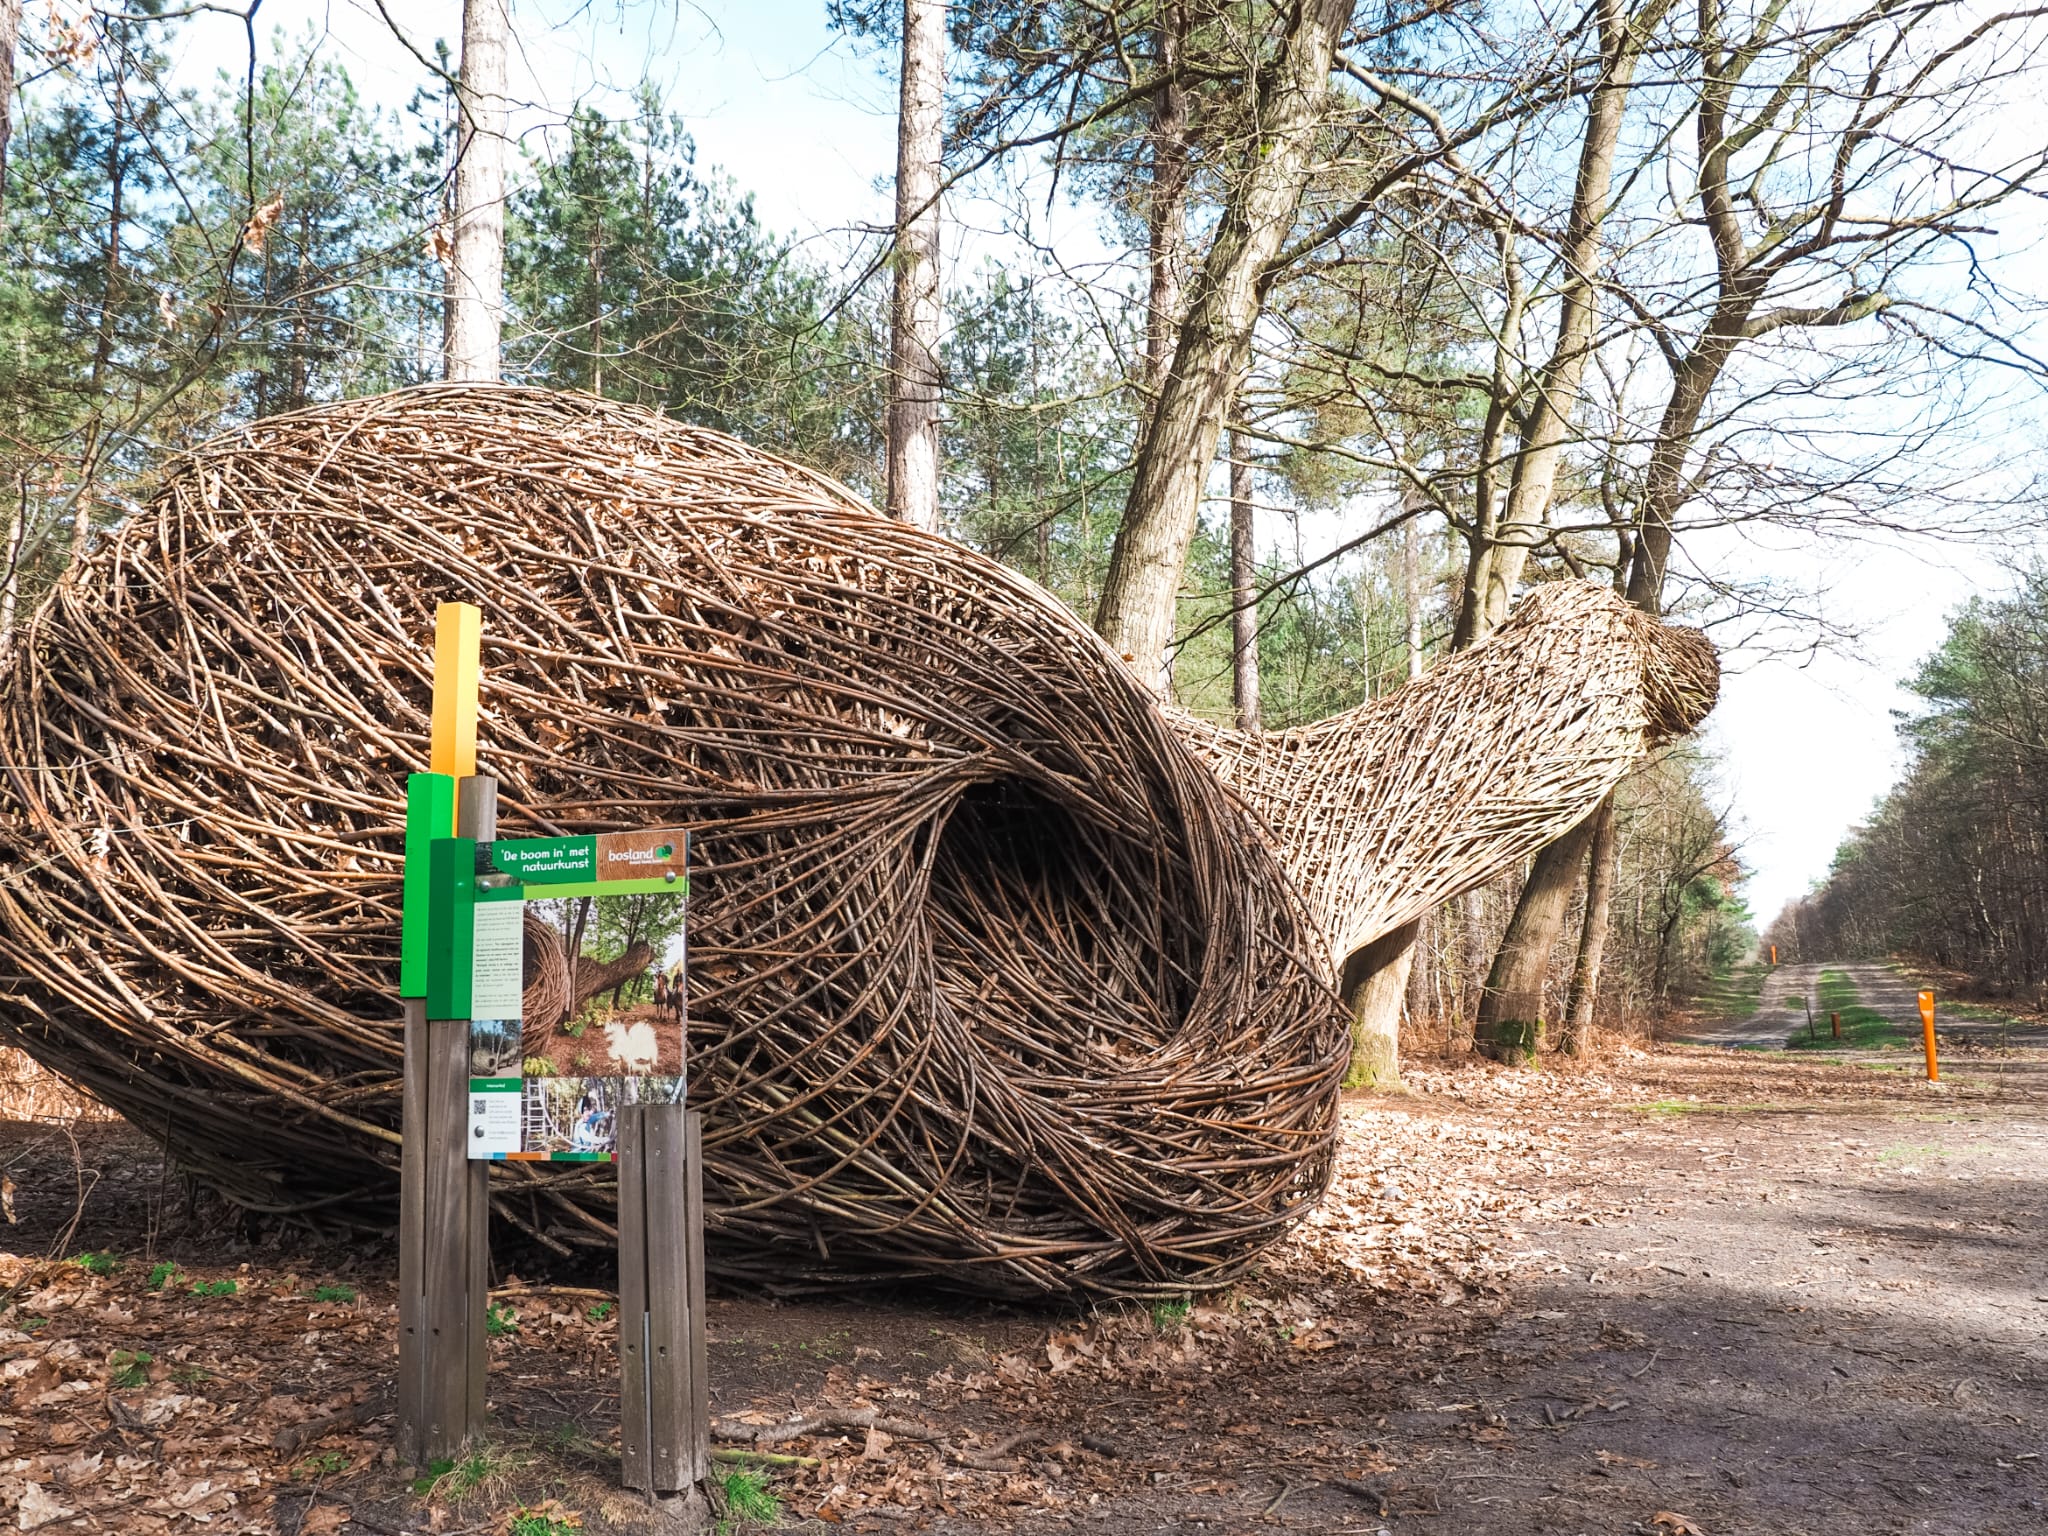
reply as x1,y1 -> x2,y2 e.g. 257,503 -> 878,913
0,386 -> 1349,1297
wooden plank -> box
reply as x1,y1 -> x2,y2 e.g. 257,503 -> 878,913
682,1110 -> 710,1483
617,1107 -> 651,1492
456,775 -> 496,1440
430,602 -> 481,781
422,1017 -> 472,1461
396,999 -> 428,1466
644,1104 -> 690,1493
465,1154 -> 489,1437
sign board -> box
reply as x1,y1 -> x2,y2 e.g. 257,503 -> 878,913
452,830 -> 689,1162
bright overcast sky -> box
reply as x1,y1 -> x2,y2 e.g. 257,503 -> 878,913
153,0 -> 2045,929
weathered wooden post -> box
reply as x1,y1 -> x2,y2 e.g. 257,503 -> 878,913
398,602 -> 491,1466
618,1105 -> 711,1499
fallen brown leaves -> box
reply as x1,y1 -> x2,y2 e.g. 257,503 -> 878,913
0,1252 -> 384,1534
9,1041 -> 2010,1533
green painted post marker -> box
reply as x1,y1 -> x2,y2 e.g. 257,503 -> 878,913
425,836 -> 477,1021
399,773 -> 456,999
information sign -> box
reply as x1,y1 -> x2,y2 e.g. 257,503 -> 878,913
448,829 -> 689,1162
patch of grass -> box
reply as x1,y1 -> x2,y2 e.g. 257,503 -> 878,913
414,1444 -> 520,1500
171,1364 -> 211,1385
718,1468 -> 781,1531
505,1502 -> 583,1536
189,1278 -> 237,1297
70,1251 -> 117,1276
108,1348 -> 153,1388
410,1458 -> 457,1497
1149,1295 -> 1192,1332
485,1302 -> 520,1337
1694,960 -> 1769,1021
1788,970 -> 1907,1050
309,1282 -> 357,1304
146,1261 -> 182,1291
19,1316 -> 48,1330
295,1450 -> 349,1480
584,1300 -> 613,1323
1627,1099 -> 1778,1116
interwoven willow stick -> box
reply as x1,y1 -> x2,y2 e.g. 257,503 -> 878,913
1172,584 -> 1719,970
0,386 -> 1346,1297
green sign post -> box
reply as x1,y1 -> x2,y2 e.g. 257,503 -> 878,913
395,604 -> 707,1510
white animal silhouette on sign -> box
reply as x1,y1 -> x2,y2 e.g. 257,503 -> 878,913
602,1018 -> 660,1074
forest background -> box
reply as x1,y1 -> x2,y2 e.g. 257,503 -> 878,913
2,0 -> 2045,1069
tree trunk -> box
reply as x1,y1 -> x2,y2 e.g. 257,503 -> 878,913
0,0 -> 20,207
1228,425 -> 1259,730
1094,0 -> 1357,683
74,88 -> 125,567
1145,6 -> 1190,399
444,0 -> 508,382
1474,811 -> 1602,1062
1459,886 -> 1489,1030
885,0 -> 945,531
1559,789 -> 1619,1053
1340,920 -> 1417,1089
0,473 -> 22,651
1464,0 -> 1650,634
1402,514 -> 1424,681
1467,0 -> 1655,1053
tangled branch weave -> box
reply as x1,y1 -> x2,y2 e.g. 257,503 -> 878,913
1175,584 -> 1719,969
0,386 -> 1345,1297
0,386 -> 1715,1296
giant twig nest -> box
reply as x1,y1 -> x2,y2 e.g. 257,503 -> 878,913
0,386 -> 1347,1296
0,386 -> 1716,1297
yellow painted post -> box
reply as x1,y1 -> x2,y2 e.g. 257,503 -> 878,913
431,601 -> 482,789
1918,990 -> 1938,1082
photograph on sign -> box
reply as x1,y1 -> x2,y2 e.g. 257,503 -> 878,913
466,840 -> 688,1161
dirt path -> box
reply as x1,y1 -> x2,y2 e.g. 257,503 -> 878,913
1679,958 -> 2048,1052
4,1039 -> 2047,1535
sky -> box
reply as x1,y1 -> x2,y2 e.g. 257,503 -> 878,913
155,0 -> 2041,928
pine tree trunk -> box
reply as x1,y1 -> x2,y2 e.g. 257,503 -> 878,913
1474,812 -> 1601,1061
0,473 -> 22,651
444,0 -> 508,382
1559,790 -> 1619,1053
1340,920 -> 1417,1089
1229,426 -> 1259,730
1095,0 -> 1357,683
885,0 -> 945,531
0,0 -> 20,207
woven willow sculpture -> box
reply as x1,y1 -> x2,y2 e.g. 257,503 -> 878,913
0,386 -> 1713,1297
1172,584 -> 1719,971
0,386 -> 1343,1297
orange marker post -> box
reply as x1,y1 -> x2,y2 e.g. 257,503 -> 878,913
1918,990 -> 1938,1082
1769,944 -> 1778,966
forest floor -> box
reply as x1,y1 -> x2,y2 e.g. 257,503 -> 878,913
3,991 -> 2046,1536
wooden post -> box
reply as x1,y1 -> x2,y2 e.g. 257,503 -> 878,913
399,603 -> 491,1467
618,1103 -> 709,1500
1830,1011 -> 1840,1040
1919,990 -> 1939,1081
